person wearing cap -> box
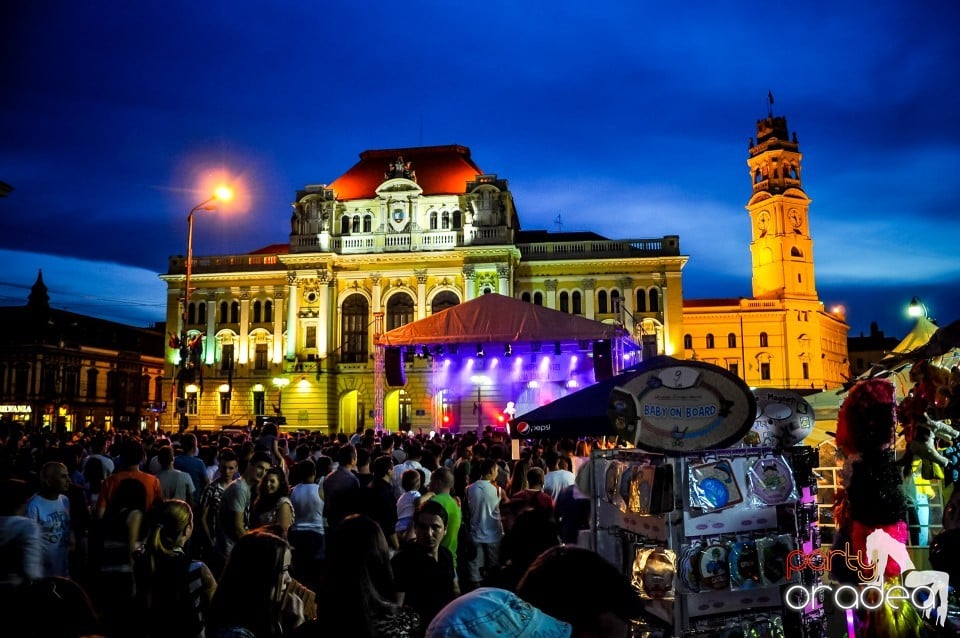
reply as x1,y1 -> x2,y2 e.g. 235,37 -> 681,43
425,587 -> 571,638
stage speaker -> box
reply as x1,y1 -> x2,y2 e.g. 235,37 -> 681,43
593,340 -> 613,381
385,347 -> 406,387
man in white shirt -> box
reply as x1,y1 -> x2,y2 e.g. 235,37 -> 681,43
542,453 -> 576,502
156,445 -> 195,502
25,462 -> 73,577
464,459 -> 506,590
393,440 -> 431,499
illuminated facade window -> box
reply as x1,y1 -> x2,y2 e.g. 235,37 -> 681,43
705,334 -> 715,349
611,290 -> 621,314
429,211 -> 438,230
683,334 -> 693,349
254,344 -> 268,370
341,294 -> 369,364
431,291 -> 459,314
649,288 -> 659,312
572,291 -> 582,315
559,291 -> 569,313
760,332 -> 769,347
86,368 -> 98,400
387,293 -> 415,330
728,333 -> 737,348
363,215 -> 372,233
187,392 -> 198,416
533,292 -> 543,306
253,390 -> 265,416
760,362 -> 771,380
219,391 -> 231,415
636,289 -> 647,312
253,300 -> 262,323
221,344 -> 234,372
264,300 -> 273,323
442,211 -> 450,229
597,290 -> 608,313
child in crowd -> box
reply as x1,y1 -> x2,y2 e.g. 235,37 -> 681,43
395,469 -> 422,542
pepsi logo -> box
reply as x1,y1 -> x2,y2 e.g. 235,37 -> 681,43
516,422 -> 529,434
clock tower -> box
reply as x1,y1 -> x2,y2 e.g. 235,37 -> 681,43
746,114 -> 816,300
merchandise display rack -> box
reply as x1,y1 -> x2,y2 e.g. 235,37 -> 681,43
590,445 -> 825,638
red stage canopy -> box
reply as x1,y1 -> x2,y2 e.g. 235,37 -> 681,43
375,293 -> 623,347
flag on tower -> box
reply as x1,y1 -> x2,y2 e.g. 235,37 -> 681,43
768,90 -> 774,105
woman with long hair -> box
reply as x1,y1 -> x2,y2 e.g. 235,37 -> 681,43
505,459 -> 530,499
252,468 -> 294,535
206,531 -> 303,638
311,515 -> 419,638
134,499 -> 217,638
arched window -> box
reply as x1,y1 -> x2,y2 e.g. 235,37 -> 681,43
791,247 -> 802,257
252,300 -> 262,323
387,293 -> 415,331
219,301 -> 228,323
363,215 -> 372,233
728,333 -> 737,348
559,291 -> 569,313
597,290 -> 608,314
198,302 -> 206,324
351,215 -> 360,234
341,216 -> 350,235
340,294 -> 369,363
521,292 -> 531,303
683,334 -> 693,349
533,292 -> 543,306
452,210 -> 462,229
636,289 -> 647,312
431,291 -> 460,314
572,291 -> 582,315
441,211 -> 450,229
706,334 -> 715,349
649,288 -> 659,312
264,300 -> 273,323
230,301 -> 240,323
760,332 -> 769,347
429,211 -> 438,230
611,290 -> 621,314
187,302 -> 197,325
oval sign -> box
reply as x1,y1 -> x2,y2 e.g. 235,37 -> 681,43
608,358 -> 757,455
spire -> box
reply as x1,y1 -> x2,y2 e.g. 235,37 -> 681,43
27,269 -> 50,310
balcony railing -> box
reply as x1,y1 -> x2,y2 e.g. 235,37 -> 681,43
517,236 -> 680,261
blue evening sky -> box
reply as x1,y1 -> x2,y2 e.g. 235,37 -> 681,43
1,1 -> 958,339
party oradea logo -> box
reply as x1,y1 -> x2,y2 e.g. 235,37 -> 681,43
784,528 -> 948,625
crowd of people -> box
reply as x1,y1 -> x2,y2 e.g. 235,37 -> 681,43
0,419 -> 646,638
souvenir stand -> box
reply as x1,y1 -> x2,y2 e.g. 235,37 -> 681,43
586,361 -> 826,638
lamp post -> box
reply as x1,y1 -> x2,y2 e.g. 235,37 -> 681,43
908,296 -> 929,321
178,186 -> 233,431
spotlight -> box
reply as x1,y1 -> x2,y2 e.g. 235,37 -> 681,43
420,345 -> 432,359
435,345 -> 445,357
476,344 -> 485,358
504,344 -> 512,358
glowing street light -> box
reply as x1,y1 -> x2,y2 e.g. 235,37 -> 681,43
907,296 -> 928,320
178,185 -> 233,431
272,377 -> 290,416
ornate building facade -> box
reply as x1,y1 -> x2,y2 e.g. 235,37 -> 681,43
682,113 -> 850,390
160,145 -> 687,432
0,271 -> 165,431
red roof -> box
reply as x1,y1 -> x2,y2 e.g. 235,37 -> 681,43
328,145 -> 484,200
249,244 -> 290,255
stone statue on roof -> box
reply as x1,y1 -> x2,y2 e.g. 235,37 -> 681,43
385,156 -> 416,181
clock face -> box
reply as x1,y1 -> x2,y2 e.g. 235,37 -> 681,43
757,212 -> 770,232
788,210 -> 802,228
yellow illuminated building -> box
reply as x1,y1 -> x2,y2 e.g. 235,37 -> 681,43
682,113 -> 849,390
160,146 -> 686,432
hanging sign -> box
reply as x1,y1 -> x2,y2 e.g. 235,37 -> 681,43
607,359 -> 756,454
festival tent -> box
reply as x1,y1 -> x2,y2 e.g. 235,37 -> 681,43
375,293 -> 624,346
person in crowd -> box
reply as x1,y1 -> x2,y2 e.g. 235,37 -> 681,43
554,483 -> 591,545
393,441 -> 431,499
158,445 -> 196,503
252,467 -> 294,535
13,576 -> 105,638
207,530 -> 304,638
365,455 -> 400,550
287,459 -> 325,593
215,451 -> 273,570
395,469 -> 422,543
199,449 -> 239,565
542,454 -> 575,502
392,499 -> 459,629
26,461 -> 73,577
516,545 -> 651,638
452,447 -> 472,501
0,478 -> 42,589
356,447 -> 374,489
322,444 -> 361,530
420,467 -> 461,573
97,438 -> 164,519
464,459 -> 506,591
134,499 -> 217,638
310,514 -> 420,638
175,433 -> 210,500
424,587 -> 570,638
504,459 -> 530,499
489,508 -> 560,592
256,423 -> 283,468
508,467 -> 554,519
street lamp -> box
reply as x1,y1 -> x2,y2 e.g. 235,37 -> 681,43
272,377 -> 290,417
177,186 -> 233,431
908,296 -> 929,320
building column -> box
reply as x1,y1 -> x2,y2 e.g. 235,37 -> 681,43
583,279 -> 596,320
204,296 -> 216,366
273,289 -> 284,364
371,274 -> 382,314
619,277 -> 634,334
239,290 -> 250,365
463,268 -> 476,301
415,269 -> 428,319
318,271 -> 330,359
545,279 -> 558,309
497,266 -> 510,296
285,274 -> 299,361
